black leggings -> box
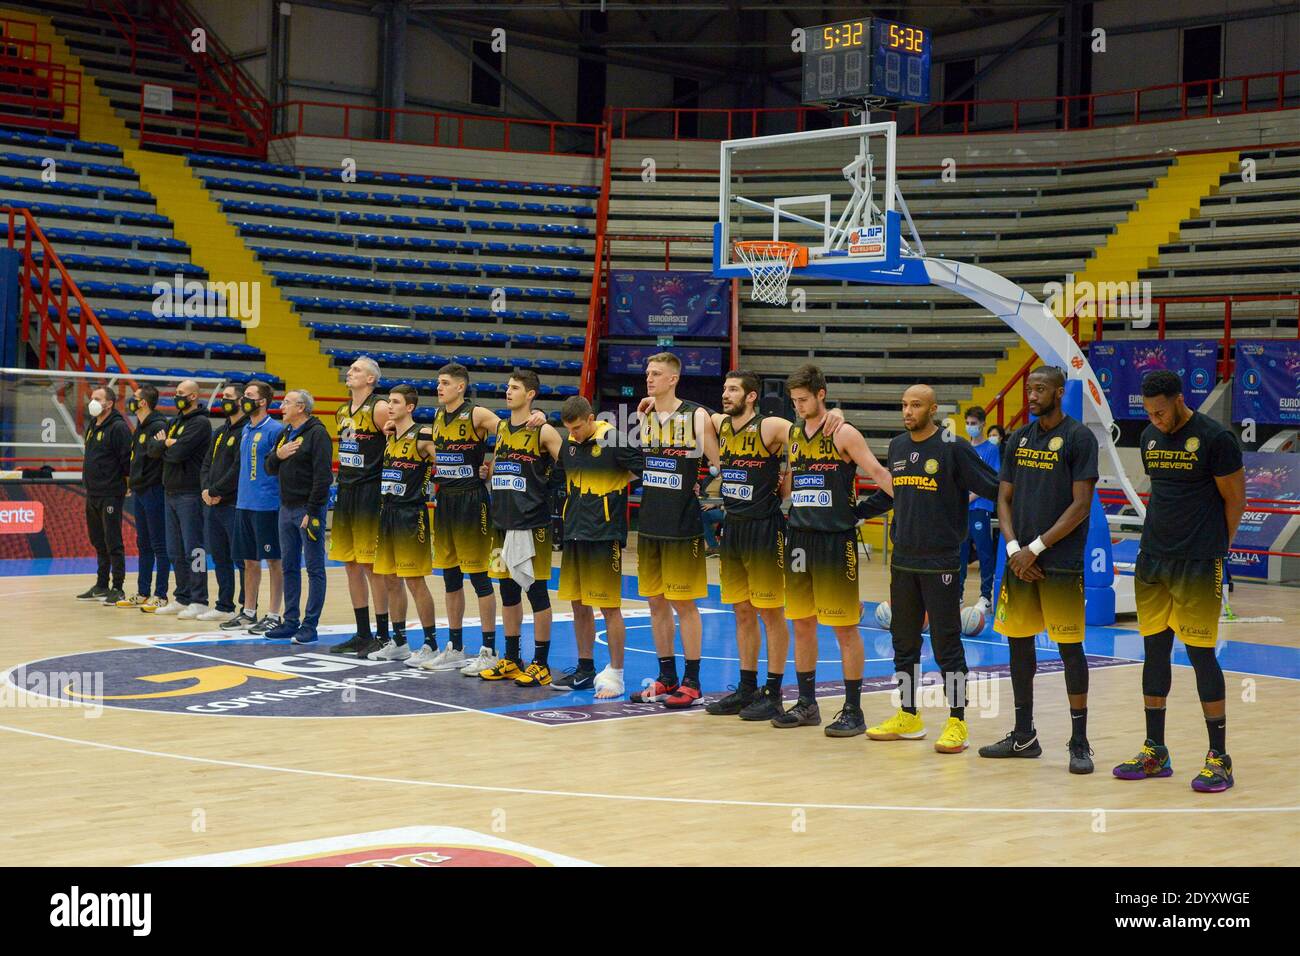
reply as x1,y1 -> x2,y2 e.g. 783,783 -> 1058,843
890,568 -> 967,712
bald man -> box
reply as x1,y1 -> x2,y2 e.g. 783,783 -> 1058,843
147,378 -> 213,617
856,385 -> 1000,754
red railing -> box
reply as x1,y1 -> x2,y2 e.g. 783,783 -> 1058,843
272,100 -> 605,157
3,206 -> 131,380
986,306 -> 1084,429
90,0 -> 168,73
580,124 -> 613,399
138,83 -> 268,158
0,16 -> 81,136
610,68 -> 1300,141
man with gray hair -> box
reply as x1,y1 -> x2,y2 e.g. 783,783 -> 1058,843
265,389 -> 333,643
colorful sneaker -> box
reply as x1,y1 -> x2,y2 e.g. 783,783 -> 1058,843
404,644 -> 438,668
825,704 -> 866,738
115,593 -> 150,609
935,717 -> 970,753
513,662 -> 552,687
739,685 -> 784,721
368,639 -> 410,661
459,647 -> 497,677
771,698 -> 821,728
1191,750 -> 1234,793
663,680 -> 702,709
630,678 -> 679,704
978,729 -> 1042,758
867,708 -> 927,741
480,657 -> 523,681
550,667 -> 596,691
705,684 -> 759,716
1068,737 -> 1095,774
140,596 -> 169,614
1113,741 -> 1174,780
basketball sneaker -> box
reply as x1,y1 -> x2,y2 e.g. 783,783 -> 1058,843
196,607 -> 230,622
771,698 -> 821,728
420,646 -> 466,672
935,717 -> 970,753
290,626 -> 318,645
329,634 -> 365,654
1191,751 -> 1233,793
355,636 -> 386,659
705,684 -> 760,716
867,708 -> 927,740
115,593 -> 149,609
368,639 -> 411,661
663,680 -> 702,709
77,585 -> 109,601
739,685 -> 784,721
459,647 -> 497,677
1068,737 -> 1095,774
404,644 -> 438,668
247,613 -> 283,634
550,667 -> 596,691
514,662 -> 552,687
630,678 -> 679,703
480,657 -> 523,681
152,599 -> 186,616
176,603 -> 207,620
825,704 -> 866,737
1112,741 -> 1173,780
978,729 -> 1042,758
220,608 -> 256,630
140,596 -> 168,613
101,588 -> 125,605
264,618 -> 300,641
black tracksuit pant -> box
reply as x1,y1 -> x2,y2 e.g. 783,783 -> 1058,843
86,495 -> 125,590
890,566 -> 968,714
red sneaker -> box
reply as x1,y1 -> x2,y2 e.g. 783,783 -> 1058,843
663,681 -> 702,709
630,678 -> 679,703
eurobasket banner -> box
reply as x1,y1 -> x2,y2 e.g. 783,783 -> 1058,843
607,344 -> 723,377
1233,340 -> 1300,425
608,270 -> 731,338
1088,339 -> 1218,419
1229,451 -> 1300,580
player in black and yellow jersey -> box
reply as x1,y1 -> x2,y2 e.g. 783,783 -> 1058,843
777,364 -> 893,735
370,385 -> 440,662
704,370 -> 844,721
1113,370 -> 1245,792
983,366 -> 1099,773
481,369 -> 564,687
553,395 -> 644,694
329,357 -> 392,658
855,385 -> 1000,753
630,352 -> 719,709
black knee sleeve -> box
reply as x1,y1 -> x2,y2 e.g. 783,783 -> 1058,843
1008,636 -> 1037,705
1058,641 -> 1089,696
442,566 -> 463,592
498,577 -> 522,607
1142,628 -> 1175,697
1185,645 -> 1226,702
469,570 -> 493,598
526,579 -> 550,612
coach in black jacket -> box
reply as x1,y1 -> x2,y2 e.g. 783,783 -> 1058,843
124,384 -> 171,608
147,379 -> 213,617
79,385 -> 132,602
198,384 -> 247,622
264,389 -> 333,643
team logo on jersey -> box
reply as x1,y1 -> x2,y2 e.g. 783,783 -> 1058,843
909,452 -> 919,463
1019,437 -> 1028,447
1048,436 -> 1064,451
1185,436 -> 1201,453
1147,440 -> 1156,450
924,458 -> 938,475
790,443 -> 799,457
942,574 -> 953,585
590,444 -> 601,457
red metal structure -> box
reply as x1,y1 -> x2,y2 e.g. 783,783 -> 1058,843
0,16 -> 81,137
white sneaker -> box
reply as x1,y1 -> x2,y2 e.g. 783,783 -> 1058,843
420,646 -> 466,672
405,644 -> 438,668
459,647 -> 498,677
975,596 -> 992,616
196,607 -> 230,622
368,639 -> 412,662
153,600 -> 186,615
177,603 -> 207,620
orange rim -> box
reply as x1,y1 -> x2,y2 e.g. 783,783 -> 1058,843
733,240 -> 808,268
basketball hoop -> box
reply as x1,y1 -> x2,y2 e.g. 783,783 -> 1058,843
732,240 -> 808,305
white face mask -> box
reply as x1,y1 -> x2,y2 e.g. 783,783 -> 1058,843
988,434 -> 1001,446
965,423 -> 981,439
88,399 -> 104,418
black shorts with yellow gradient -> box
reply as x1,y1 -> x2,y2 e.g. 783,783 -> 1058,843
1135,553 -> 1223,648
719,513 -> 785,609
373,501 -> 433,577
488,524 -> 554,583
993,569 -> 1085,643
329,480 -> 381,564
784,527 -> 860,626
433,486 -> 492,573
558,539 -> 624,609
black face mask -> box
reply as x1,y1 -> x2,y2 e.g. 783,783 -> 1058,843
211,398 -> 237,416
127,397 -> 140,415
175,395 -> 192,413
241,397 -> 259,415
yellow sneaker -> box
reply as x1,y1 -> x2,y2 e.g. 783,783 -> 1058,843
934,717 -> 970,753
481,658 -> 523,681
116,593 -> 148,608
866,708 -> 927,740
513,662 -> 551,687
140,596 -> 166,613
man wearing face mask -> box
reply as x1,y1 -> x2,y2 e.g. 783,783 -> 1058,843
229,381 -> 286,633
197,385 -> 247,623
959,406 -> 1002,615
146,379 -> 213,618
118,384 -> 171,611
78,386 -> 132,603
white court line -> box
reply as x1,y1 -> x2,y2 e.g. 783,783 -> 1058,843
0,721 -> 1294,815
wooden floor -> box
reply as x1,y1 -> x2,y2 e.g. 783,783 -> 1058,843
2,545 -> 1297,867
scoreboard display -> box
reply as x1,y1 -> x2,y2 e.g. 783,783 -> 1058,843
802,18 -> 932,107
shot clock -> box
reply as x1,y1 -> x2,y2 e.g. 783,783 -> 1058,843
802,17 -> 932,108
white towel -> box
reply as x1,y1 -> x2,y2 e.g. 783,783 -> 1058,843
501,528 -> 537,589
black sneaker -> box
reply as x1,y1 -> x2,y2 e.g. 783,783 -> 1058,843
771,698 -> 821,728
220,609 -> 257,631
1068,737 -> 1095,774
77,586 -> 109,600
978,729 -> 1042,758
355,636 -> 386,659
705,684 -> 759,716
550,667 -> 597,691
739,686 -> 785,721
825,704 -> 866,738
329,634 -> 366,654
101,588 -> 125,605
247,613 -> 282,636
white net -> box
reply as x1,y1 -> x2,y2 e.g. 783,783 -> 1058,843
733,242 -> 802,305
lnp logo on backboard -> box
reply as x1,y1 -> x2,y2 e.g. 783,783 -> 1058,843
848,225 -> 885,257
